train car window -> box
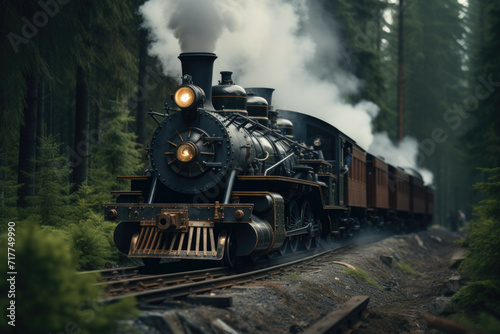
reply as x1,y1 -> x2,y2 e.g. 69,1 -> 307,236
306,125 -> 334,160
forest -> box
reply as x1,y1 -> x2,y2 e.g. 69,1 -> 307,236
0,0 -> 499,332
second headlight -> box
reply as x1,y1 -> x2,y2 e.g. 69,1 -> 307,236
176,142 -> 198,163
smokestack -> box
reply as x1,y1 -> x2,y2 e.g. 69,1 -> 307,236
178,52 -> 217,110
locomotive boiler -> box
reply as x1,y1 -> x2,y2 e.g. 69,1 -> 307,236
104,52 -> 433,266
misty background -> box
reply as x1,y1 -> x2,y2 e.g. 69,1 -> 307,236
1,0 -> 498,244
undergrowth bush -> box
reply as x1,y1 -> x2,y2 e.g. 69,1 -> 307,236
450,168 -> 500,330
0,224 -> 137,333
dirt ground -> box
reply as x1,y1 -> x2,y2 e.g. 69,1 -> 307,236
129,227 -> 462,334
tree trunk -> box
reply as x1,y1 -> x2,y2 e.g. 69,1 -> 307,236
136,28 -> 148,146
47,88 -> 54,136
17,75 -> 38,207
71,66 -> 90,191
397,0 -> 404,142
37,80 -> 45,142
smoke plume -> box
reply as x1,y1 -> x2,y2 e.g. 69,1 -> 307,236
140,0 -> 433,185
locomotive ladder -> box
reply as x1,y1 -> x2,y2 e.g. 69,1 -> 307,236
129,222 -> 218,259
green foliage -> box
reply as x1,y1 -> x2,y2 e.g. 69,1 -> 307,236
67,213 -> 117,270
90,100 -> 142,182
466,0 -> 500,169
24,136 -> 71,226
449,168 -> 500,329
451,280 -> 500,317
459,168 -> 500,281
0,224 -> 137,333
343,267 -> 382,290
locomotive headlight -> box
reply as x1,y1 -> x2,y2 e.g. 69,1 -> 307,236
176,142 -> 197,162
174,86 -> 196,109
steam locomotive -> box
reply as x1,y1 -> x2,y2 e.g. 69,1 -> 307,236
104,52 -> 433,266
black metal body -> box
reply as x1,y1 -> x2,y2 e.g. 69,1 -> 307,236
106,52 -> 433,266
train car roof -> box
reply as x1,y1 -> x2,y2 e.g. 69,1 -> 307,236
401,167 -> 424,182
366,152 -> 387,161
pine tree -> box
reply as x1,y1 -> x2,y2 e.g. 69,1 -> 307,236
89,99 -> 143,195
24,136 -> 71,226
452,168 -> 500,328
466,0 -> 500,169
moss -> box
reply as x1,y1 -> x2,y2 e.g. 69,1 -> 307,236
343,267 -> 382,290
396,261 -> 420,275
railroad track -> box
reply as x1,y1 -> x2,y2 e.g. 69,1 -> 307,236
100,243 -> 353,305
79,265 -> 143,282
81,232 -> 386,306
80,234 -> 385,333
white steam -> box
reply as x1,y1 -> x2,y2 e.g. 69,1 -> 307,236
140,0 -> 433,185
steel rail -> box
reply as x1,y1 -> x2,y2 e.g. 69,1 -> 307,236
102,245 -> 351,305
100,267 -> 229,296
78,266 -> 143,282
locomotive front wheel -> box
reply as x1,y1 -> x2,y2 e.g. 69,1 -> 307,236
223,230 -> 237,267
288,200 -> 301,253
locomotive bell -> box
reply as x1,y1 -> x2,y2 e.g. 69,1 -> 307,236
246,94 -> 270,127
212,71 -> 247,115
276,117 -> 294,138
246,87 -> 275,128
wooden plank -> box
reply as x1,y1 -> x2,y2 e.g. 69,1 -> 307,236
302,296 -> 370,334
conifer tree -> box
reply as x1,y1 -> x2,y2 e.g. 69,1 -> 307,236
466,0 -> 500,169
89,99 -> 143,200
25,135 -> 71,226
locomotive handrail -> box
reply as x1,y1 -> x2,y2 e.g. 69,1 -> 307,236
264,153 -> 295,176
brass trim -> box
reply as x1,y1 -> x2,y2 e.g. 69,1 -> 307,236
249,116 -> 270,120
237,175 -> 320,187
